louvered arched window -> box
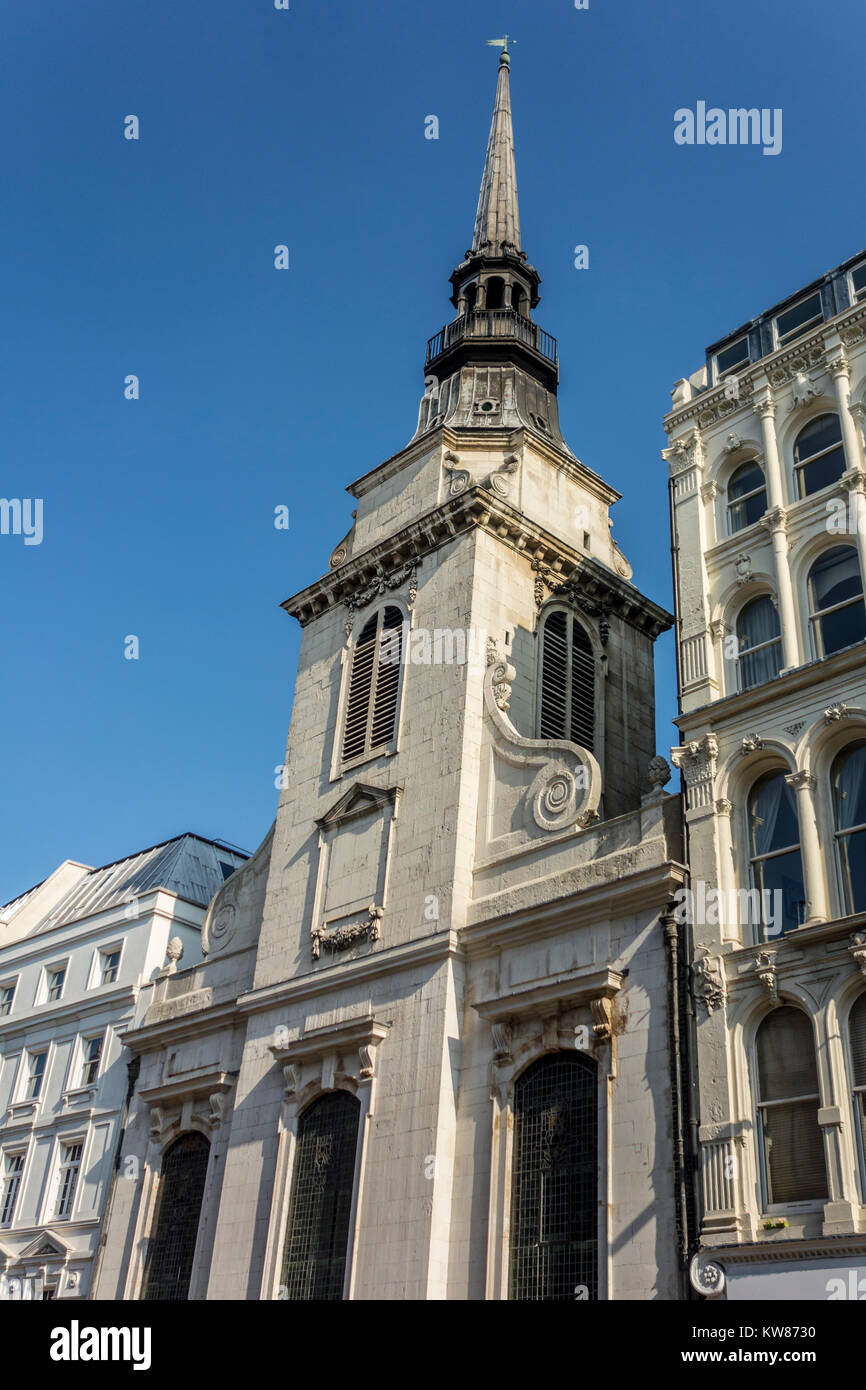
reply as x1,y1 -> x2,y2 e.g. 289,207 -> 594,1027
509,1053 -> 598,1301
755,1008 -> 827,1205
342,605 -> 404,766
281,1091 -> 361,1300
538,610 -> 594,749
141,1132 -> 210,1301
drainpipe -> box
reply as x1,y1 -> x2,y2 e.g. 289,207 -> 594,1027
662,904 -> 691,1296
88,1055 -> 141,1298
667,460 -> 702,1289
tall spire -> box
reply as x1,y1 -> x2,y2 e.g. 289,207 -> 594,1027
472,45 -> 521,257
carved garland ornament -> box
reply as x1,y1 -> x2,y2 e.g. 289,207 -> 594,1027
311,904 -> 383,961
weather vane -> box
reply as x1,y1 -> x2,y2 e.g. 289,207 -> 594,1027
486,35 -> 516,55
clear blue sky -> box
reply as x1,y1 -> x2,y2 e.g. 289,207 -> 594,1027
2,0 -> 864,902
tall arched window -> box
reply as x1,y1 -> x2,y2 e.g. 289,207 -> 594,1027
794,414 -> 846,497
808,546 -> 866,657
509,1053 -> 598,1301
736,595 -> 782,690
727,460 -> 767,533
755,1008 -> 827,1205
538,610 -> 594,749
848,994 -> 866,1195
748,771 -> 805,938
141,1132 -> 210,1301
281,1091 -> 361,1301
342,605 -> 403,767
832,742 -> 866,915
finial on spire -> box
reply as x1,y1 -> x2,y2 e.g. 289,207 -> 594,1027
486,35 -> 515,68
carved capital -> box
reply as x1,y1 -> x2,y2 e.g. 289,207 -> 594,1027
760,505 -> 787,536
752,394 -> 776,422
849,932 -> 866,979
785,770 -> 815,792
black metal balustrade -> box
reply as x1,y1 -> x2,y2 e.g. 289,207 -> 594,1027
426,309 -> 557,367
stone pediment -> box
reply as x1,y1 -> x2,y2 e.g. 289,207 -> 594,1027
17,1231 -> 71,1261
315,783 -> 401,830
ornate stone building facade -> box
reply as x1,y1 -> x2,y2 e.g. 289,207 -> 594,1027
0,834 -> 246,1301
667,254 -> 866,1299
93,49 -> 687,1303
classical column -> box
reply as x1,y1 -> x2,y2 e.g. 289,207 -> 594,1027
753,393 -> 785,508
760,509 -> 800,671
784,771 -> 828,926
714,798 -> 739,944
839,462 -> 866,592
828,351 -> 865,472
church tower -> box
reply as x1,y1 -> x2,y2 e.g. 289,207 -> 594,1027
94,49 -> 689,1303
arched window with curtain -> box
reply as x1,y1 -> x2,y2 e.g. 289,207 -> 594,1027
509,1053 -> 598,1301
755,1008 -> 827,1205
808,546 -> 866,657
736,595 -> 782,690
141,1132 -> 210,1301
747,771 -> 806,938
832,742 -> 866,915
341,605 -> 404,767
538,610 -> 594,750
848,995 -> 866,1196
281,1091 -> 361,1301
727,460 -> 767,534
794,414 -> 846,497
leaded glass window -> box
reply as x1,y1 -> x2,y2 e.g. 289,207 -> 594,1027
281,1091 -> 361,1300
509,1053 -> 598,1301
141,1132 -> 210,1301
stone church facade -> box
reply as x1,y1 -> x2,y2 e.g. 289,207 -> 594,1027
93,48 -> 689,1302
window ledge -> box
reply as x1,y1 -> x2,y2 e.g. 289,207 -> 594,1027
61,1086 -> 97,1111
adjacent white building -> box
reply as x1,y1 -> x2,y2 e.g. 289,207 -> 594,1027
666,251 -> 866,1299
0,833 -> 246,1300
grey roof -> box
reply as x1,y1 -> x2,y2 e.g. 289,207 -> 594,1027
2,834 -> 249,934
472,51 -> 522,256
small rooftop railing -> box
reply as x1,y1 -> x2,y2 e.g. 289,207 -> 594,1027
426,309 -> 557,367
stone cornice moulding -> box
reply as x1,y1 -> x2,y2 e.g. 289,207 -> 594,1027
236,929 -> 463,1015
675,640 -> 866,733
464,860 -> 688,949
120,999 -> 242,1055
472,964 -> 624,1025
665,300 -> 866,436
138,1068 -> 236,1111
269,1014 -> 390,1074
0,984 -> 138,1043
282,487 -> 672,639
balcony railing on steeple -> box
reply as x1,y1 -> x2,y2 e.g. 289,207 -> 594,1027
426,309 -> 558,368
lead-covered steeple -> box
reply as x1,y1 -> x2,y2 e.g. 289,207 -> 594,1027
416,45 -> 565,445
472,43 -> 522,258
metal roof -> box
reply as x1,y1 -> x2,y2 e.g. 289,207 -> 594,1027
1,834 -> 249,934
